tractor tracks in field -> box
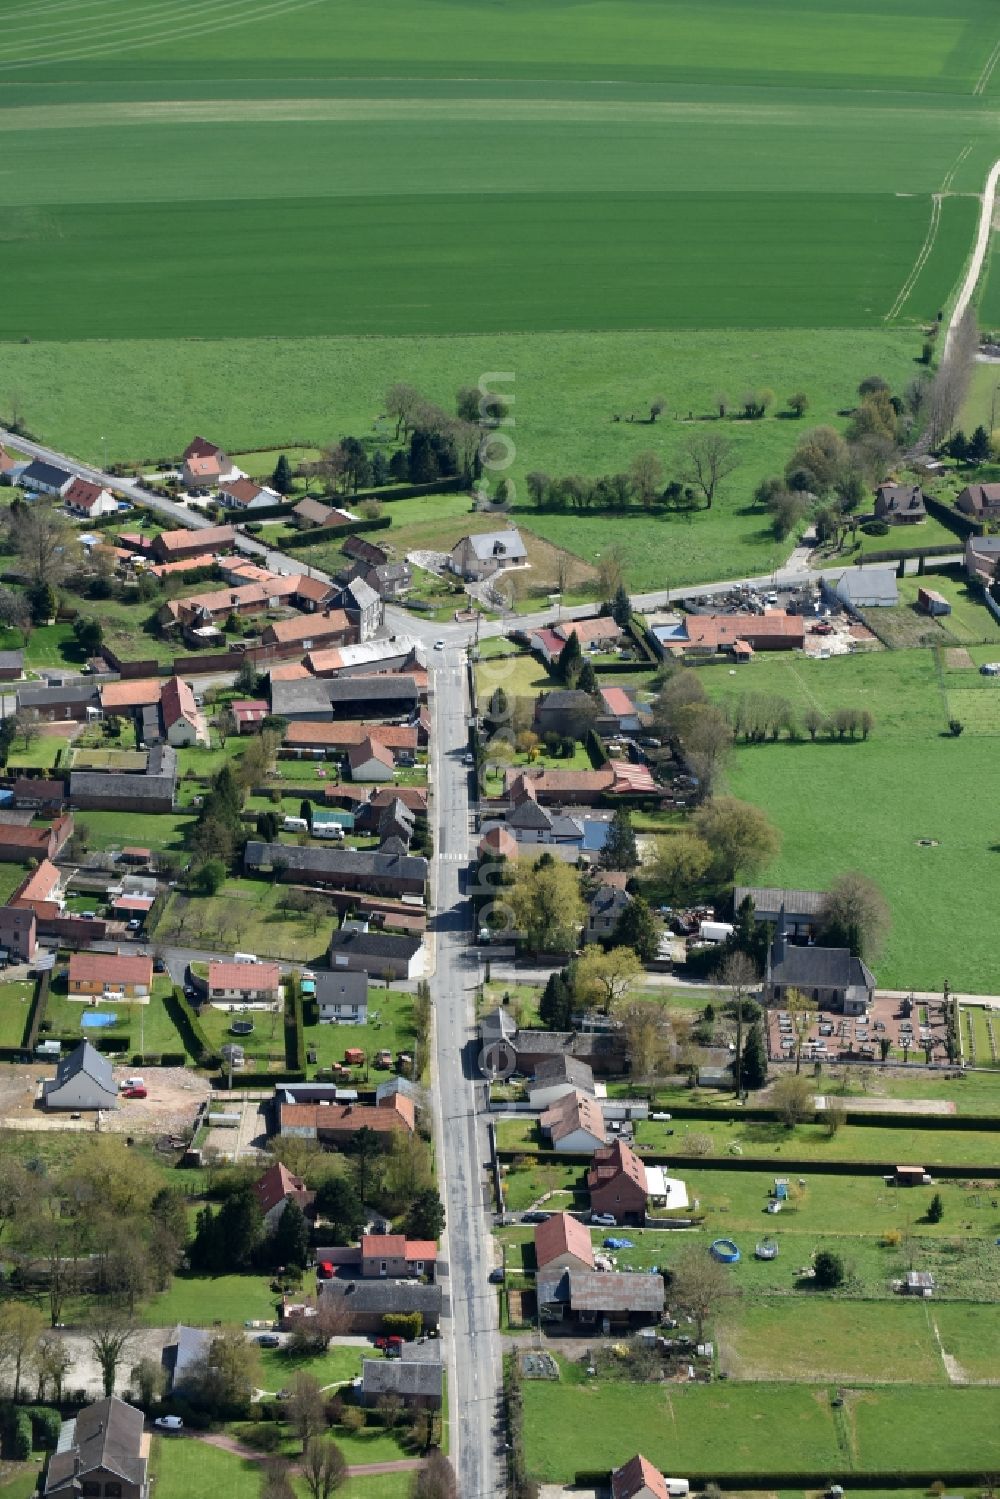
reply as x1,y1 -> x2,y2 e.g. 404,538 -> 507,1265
885,143 -> 973,323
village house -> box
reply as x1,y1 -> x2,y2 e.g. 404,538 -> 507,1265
315,970 -> 369,1024
478,825 -> 518,862
20,459 -> 72,497
587,1138 -> 648,1225
540,1090 -> 607,1152
536,1267 -> 664,1331
316,1277 -> 442,1335
328,576 -> 383,641
160,676 -> 209,748
503,761 -> 656,804
0,905 -> 37,963
218,476 -> 281,511
555,615 -> 623,652
528,1055 -> 596,1110
612,1454 -> 674,1499
0,814 -> 72,864
328,927 -> 423,981
307,638 -> 425,679
69,950 -> 153,1000
450,528 -> 527,580
254,1160 -> 315,1229
528,627 -> 567,665
44,1397 -> 148,1499
292,497 -> 355,528
348,558 -> 412,600
599,685 -> 643,735
42,1041 -> 119,1111
0,650 -> 24,682
585,881 -> 631,943
284,721 -> 418,759
158,574 -> 300,631
17,679 -> 100,723
207,960 -> 281,1003
260,609 -> 354,655
533,689 -> 600,739
956,482 -> 1000,521
99,679 -> 163,717
965,533 -> 1000,583
180,436 -> 240,491
361,1359 -> 442,1411
63,475 -> 118,519
349,736 -> 397,782
534,1212 -> 596,1275
874,482 -> 928,524
359,1234 -> 437,1279
733,885 -> 825,941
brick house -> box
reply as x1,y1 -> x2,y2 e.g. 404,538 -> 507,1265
586,1139 -> 648,1225
69,950 -> 153,1000
207,960 -> 281,1003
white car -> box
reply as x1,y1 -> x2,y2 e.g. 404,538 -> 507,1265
154,1415 -> 184,1432
433,639 -> 445,650
591,1212 -> 617,1227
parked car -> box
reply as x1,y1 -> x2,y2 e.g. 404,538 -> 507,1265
122,1086 -> 147,1100
434,639 -> 445,651
154,1416 -> 183,1432
521,1211 -> 551,1224
591,1212 -> 617,1227
488,1267 -> 505,1284
257,1334 -> 281,1348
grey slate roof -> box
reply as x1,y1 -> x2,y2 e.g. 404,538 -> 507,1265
461,529 -> 526,562
327,676 -> 419,706
329,928 -> 421,962
480,1006 -> 516,1045
0,651 -> 24,671
834,566 -> 899,605
18,680 -> 99,710
362,1358 -> 442,1400
162,1323 -> 211,1391
768,941 -> 874,991
45,1397 -> 146,1495
245,840 -> 427,885
734,885 -> 825,918
589,885 -> 631,920
338,577 -> 380,613
565,1268 -> 664,1314
270,677 -> 337,718
314,970 -> 368,1008
50,1040 -> 117,1096
531,1054 -> 595,1091
321,1279 -> 442,1316
22,459 -> 71,491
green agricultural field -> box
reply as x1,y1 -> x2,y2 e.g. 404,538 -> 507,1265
717,1298 -> 947,1384
697,648 -> 1000,990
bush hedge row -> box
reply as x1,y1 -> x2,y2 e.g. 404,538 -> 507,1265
166,987 -> 219,1069
573,1471 -> 996,1490
21,972 -> 48,1053
497,1146 -> 1000,1180
284,979 -> 305,1072
280,515 -> 393,549
924,493 -> 983,537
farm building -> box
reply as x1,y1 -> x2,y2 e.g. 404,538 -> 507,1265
733,885 -> 825,941
536,1268 -> 664,1331
917,586 -> 951,616
827,566 -> 899,610
316,1278 -> 441,1334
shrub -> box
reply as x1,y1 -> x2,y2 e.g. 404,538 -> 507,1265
11,1409 -> 31,1460
813,1249 -> 844,1288
861,519 -> 889,536
383,1312 -> 422,1341
27,1406 -> 61,1451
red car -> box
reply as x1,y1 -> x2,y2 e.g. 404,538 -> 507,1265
122,1086 -> 147,1099
317,1261 -> 334,1280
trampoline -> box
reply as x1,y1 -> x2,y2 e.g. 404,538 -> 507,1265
230,1020 -> 255,1036
710,1238 -> 741,1264
81,1012 -> 116,1029
755,1239 -> 779,1260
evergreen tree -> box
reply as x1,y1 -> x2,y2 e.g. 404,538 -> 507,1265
370,450 -> 389,488
314,1177 -> 365,1245
408,430 -> 440,485
217,1187 -> 264,1270
559,630 -> 583,685
741,1021 -> 768,1090
299,799 -> 312,830
610,583 -> 632,629
577,657 -> 599,697
539,970 -> 573,1029
27,581 -> 57,625
968,424 -> 992,465
613,896 -> 659,964
189,1205 -> 223,1273
257,810 -> 280,841
729,894 -> 768,968
388,449 -> 409,483
271,1199 -> 310,1270
405,1188 -> 446,1241
600,806 -> 638,871
271,454 -> 293,494
947,429 -> 969,463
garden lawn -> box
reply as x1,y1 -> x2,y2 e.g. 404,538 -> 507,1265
0,866 -> 29,906
0,979 -> 36,1049
929,1301 -> 1000,1381
139,1272 -> 278,1327
700,648 -> 1000,991
256,1342 -> 364,1393
154,882 -> 330,965
863,572 -> 1000,649
78,810 -> 195,853
45,977 -> 186,1056
717,1297 -> 945,1383
523,1366 -> 1000,1480
199,1001 -> 287,1070
303,988 -> 416,1076
5,736 -> 68,771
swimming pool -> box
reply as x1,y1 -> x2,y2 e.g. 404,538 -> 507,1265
81,1012 -> 117,1029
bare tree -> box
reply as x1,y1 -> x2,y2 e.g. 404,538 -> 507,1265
35,1332 -> 72,1403
669,1243 -> 736,1339
300,1437 -> 347,1499
260,1459 -> 297,1499
287,1370 -> 327,1451
629,451 -> 664,509
215,707 -> 236,747
13,507 -> 80,587
87,1308 -> 135,1397
13,708 -> 39,751
926,305 -> 978,445
680,432 -> 738,509
717,951 -> 759,1096
411,1452 -> 458,1499
597,544 -> 626,598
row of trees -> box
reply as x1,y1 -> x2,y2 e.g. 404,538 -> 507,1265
523,432 -> 739,515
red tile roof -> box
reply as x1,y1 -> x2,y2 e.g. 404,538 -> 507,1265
63,477 -> 109,512
540,1090 -> 606,1146
160,675 -> 199,732
534,1212 -> 595,1270
478,826 -> 517,860
69,950 -> 153,987
612,1455 -> 671,1499
12,859 -> 61,907
255,1160 -> 311,1217
264,610 -> 351,646
683,611 -> 804,649
155,524 -> 236,555
586,1139 -> 648,1195
287,722 -> 417,750
361,1234 -> 437,1261
208,960 -> 281,992
348,737 -> 395,770
600,686 -> 634,717
280,1095 -> 415,1135
100,678 -> 162,710
556,614 -> 622,647
183,436 -> 226,460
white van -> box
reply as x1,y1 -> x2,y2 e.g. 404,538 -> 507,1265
233,952 -> 258,965
313,823 -> 345,840
283,816 -> 309,832
663,1482 -> 690,1498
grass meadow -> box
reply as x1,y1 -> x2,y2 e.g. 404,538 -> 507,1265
696,647 -> 1000,990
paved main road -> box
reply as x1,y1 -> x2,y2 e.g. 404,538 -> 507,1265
427,645 -> 504,1499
